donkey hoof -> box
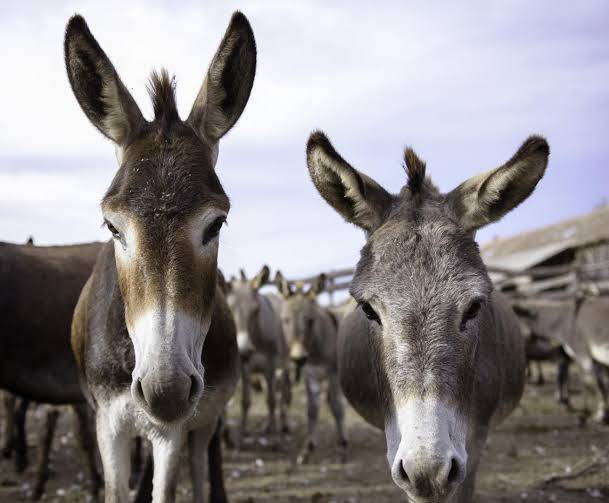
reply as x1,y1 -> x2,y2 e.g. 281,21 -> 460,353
594,408 -> 609,425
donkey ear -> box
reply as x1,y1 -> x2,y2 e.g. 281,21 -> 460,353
307,273 -> 327,298
239,269 -> 247,282
251,265 -> 270,290
274,271 -> 293,298
307,131 -> 393,233
64,15 -> 144,145
447,136 -> 549,232
188,12 -> 256,145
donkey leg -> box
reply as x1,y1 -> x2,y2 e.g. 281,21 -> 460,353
592,361 -> 609,424
32,407 -> 59,501
14,398 -> 30,473
188,428 -> 208,503
297,368 -> 321,465
73,404 -> 102,500
535,361 -> 545,385
151,431 -> 184,503
327,372 -> 347,451
96,411 -> 131,503
207,418 -> 228,503
263,367 -> 277,435
556,351 -> 571,408
1,392 -> 16,458
279,368 -> 291,434
188,421 -> 220,503
240,361 -> 251,438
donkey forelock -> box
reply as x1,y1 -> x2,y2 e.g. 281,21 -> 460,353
148,69 -> 180,131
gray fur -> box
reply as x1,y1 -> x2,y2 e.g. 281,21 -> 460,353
226,266 -> 291,436
514,296 -> 609,423
306,131 -> 548,501
274,272 -> 347,464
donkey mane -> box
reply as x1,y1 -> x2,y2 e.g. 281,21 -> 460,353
147,69 -> 179,130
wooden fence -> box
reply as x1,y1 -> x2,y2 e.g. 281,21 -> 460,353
287,260 -> 609,305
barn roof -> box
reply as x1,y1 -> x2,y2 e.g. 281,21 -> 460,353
482,205 -> 609,271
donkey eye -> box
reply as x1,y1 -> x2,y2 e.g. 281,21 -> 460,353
360,302 -> 381,325
202,216 -> 226,245
460,300 -> 482,332
105,220 -> 120,239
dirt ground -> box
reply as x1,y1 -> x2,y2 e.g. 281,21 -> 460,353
1,364 -> 608,502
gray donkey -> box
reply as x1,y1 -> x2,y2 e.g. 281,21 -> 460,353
274,273 -> 347,464
306,131 -> 548,502
226,266 -> 291,438
514,296 -> 609,423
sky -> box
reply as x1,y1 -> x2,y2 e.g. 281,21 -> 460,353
1,0 -> 608,283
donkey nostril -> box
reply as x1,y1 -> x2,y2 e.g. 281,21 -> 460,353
447,457 -> 461,484
188,375 -> 200,402
399,460 -> 410,484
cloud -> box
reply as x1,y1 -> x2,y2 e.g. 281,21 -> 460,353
1,0 -> 608,279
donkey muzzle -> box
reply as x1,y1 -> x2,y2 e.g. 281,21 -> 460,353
387,398 -> 467,501
132,370 -> 203,423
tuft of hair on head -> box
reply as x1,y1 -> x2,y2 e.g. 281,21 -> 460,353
147,68 -> 179,128
403,147 -> 427,195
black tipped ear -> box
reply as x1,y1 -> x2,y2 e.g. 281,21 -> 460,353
64,15 -> 144,145
274,271 -> 293,298
188,11 -> 257,144
448,136 -> 549,232
251,265 -> 270,290
307,131 -> 393,233
307,273 -> 326,298
239,269 -> 247,282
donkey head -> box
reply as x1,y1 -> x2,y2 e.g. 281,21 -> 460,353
307,131 -> 548,500
274,271 -> 326,363
65,13 -> 256,423
226,265 -> 270,357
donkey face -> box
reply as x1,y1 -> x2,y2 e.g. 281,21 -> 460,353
275,272 -> 325,362
307,132 -> 548,501
226,266 -> 269,357
65,13 -> 256,424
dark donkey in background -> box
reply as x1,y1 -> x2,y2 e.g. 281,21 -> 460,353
306,131 -> 549,502
0,240 -> 103,499
66,11 -> 256,503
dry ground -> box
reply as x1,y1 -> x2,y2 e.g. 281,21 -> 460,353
1,364 -> 608,502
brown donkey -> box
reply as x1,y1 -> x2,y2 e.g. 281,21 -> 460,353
0,240 -> 103,499
66,12 -> 256,502
306,132 -> 548,502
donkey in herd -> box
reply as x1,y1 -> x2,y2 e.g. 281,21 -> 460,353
65,10 -> 256,503
225,266 -> 291,440
0,239 -> 103,499
513,296 -> 609,424
274,272 -> 347,464
306,131 -> 549,502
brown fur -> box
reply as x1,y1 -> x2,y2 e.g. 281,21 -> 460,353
65,11 -> 255,501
